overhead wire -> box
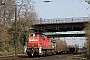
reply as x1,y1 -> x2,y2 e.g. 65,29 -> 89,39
32,0 -> 89,18
32,0 -> 54,18
62,5 -> 89,18
35,4 -> 54,18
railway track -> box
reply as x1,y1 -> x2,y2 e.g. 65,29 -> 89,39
0,54 -> 76,60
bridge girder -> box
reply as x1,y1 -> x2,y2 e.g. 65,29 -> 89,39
32,22 -> 88,32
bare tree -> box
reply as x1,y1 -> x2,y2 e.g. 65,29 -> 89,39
0,0 -> 38,55
85,0 -> 90,4
56,38 -> 67,52
14,0 -> 38,42
0,0 -> 16,26
84,21 -> 90,54
0,0 -> 16,42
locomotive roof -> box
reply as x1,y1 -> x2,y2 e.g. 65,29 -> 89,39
31,32 -> 46,35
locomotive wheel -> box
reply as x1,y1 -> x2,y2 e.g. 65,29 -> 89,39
27,53 -> 32,58
56,51 -> 59,55
46,50 -> 52,56
43,51 -> 46,56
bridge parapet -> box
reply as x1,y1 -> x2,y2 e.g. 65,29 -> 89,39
33,17 -> 90,24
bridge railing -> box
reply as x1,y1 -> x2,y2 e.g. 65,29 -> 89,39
33,17 -> 90,24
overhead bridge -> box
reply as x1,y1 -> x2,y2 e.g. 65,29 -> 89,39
31,17 -> 90,37
32,17 -> 90,32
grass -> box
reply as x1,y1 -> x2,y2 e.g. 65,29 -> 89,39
0,48 -> 4,52
0,54 -> 3,56
0,40 -> 25,56
73,53 -> 87,60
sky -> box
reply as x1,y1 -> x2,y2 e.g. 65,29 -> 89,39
33,0 -> 90,19
32,0 -> 89,47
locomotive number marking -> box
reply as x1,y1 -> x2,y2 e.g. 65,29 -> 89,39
29,39 -> 38,41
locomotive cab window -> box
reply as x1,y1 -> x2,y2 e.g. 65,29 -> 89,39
31,33 -> 36,36
40,34 -> 44,38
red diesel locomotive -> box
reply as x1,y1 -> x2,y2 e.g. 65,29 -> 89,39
26,33 -> 54,57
